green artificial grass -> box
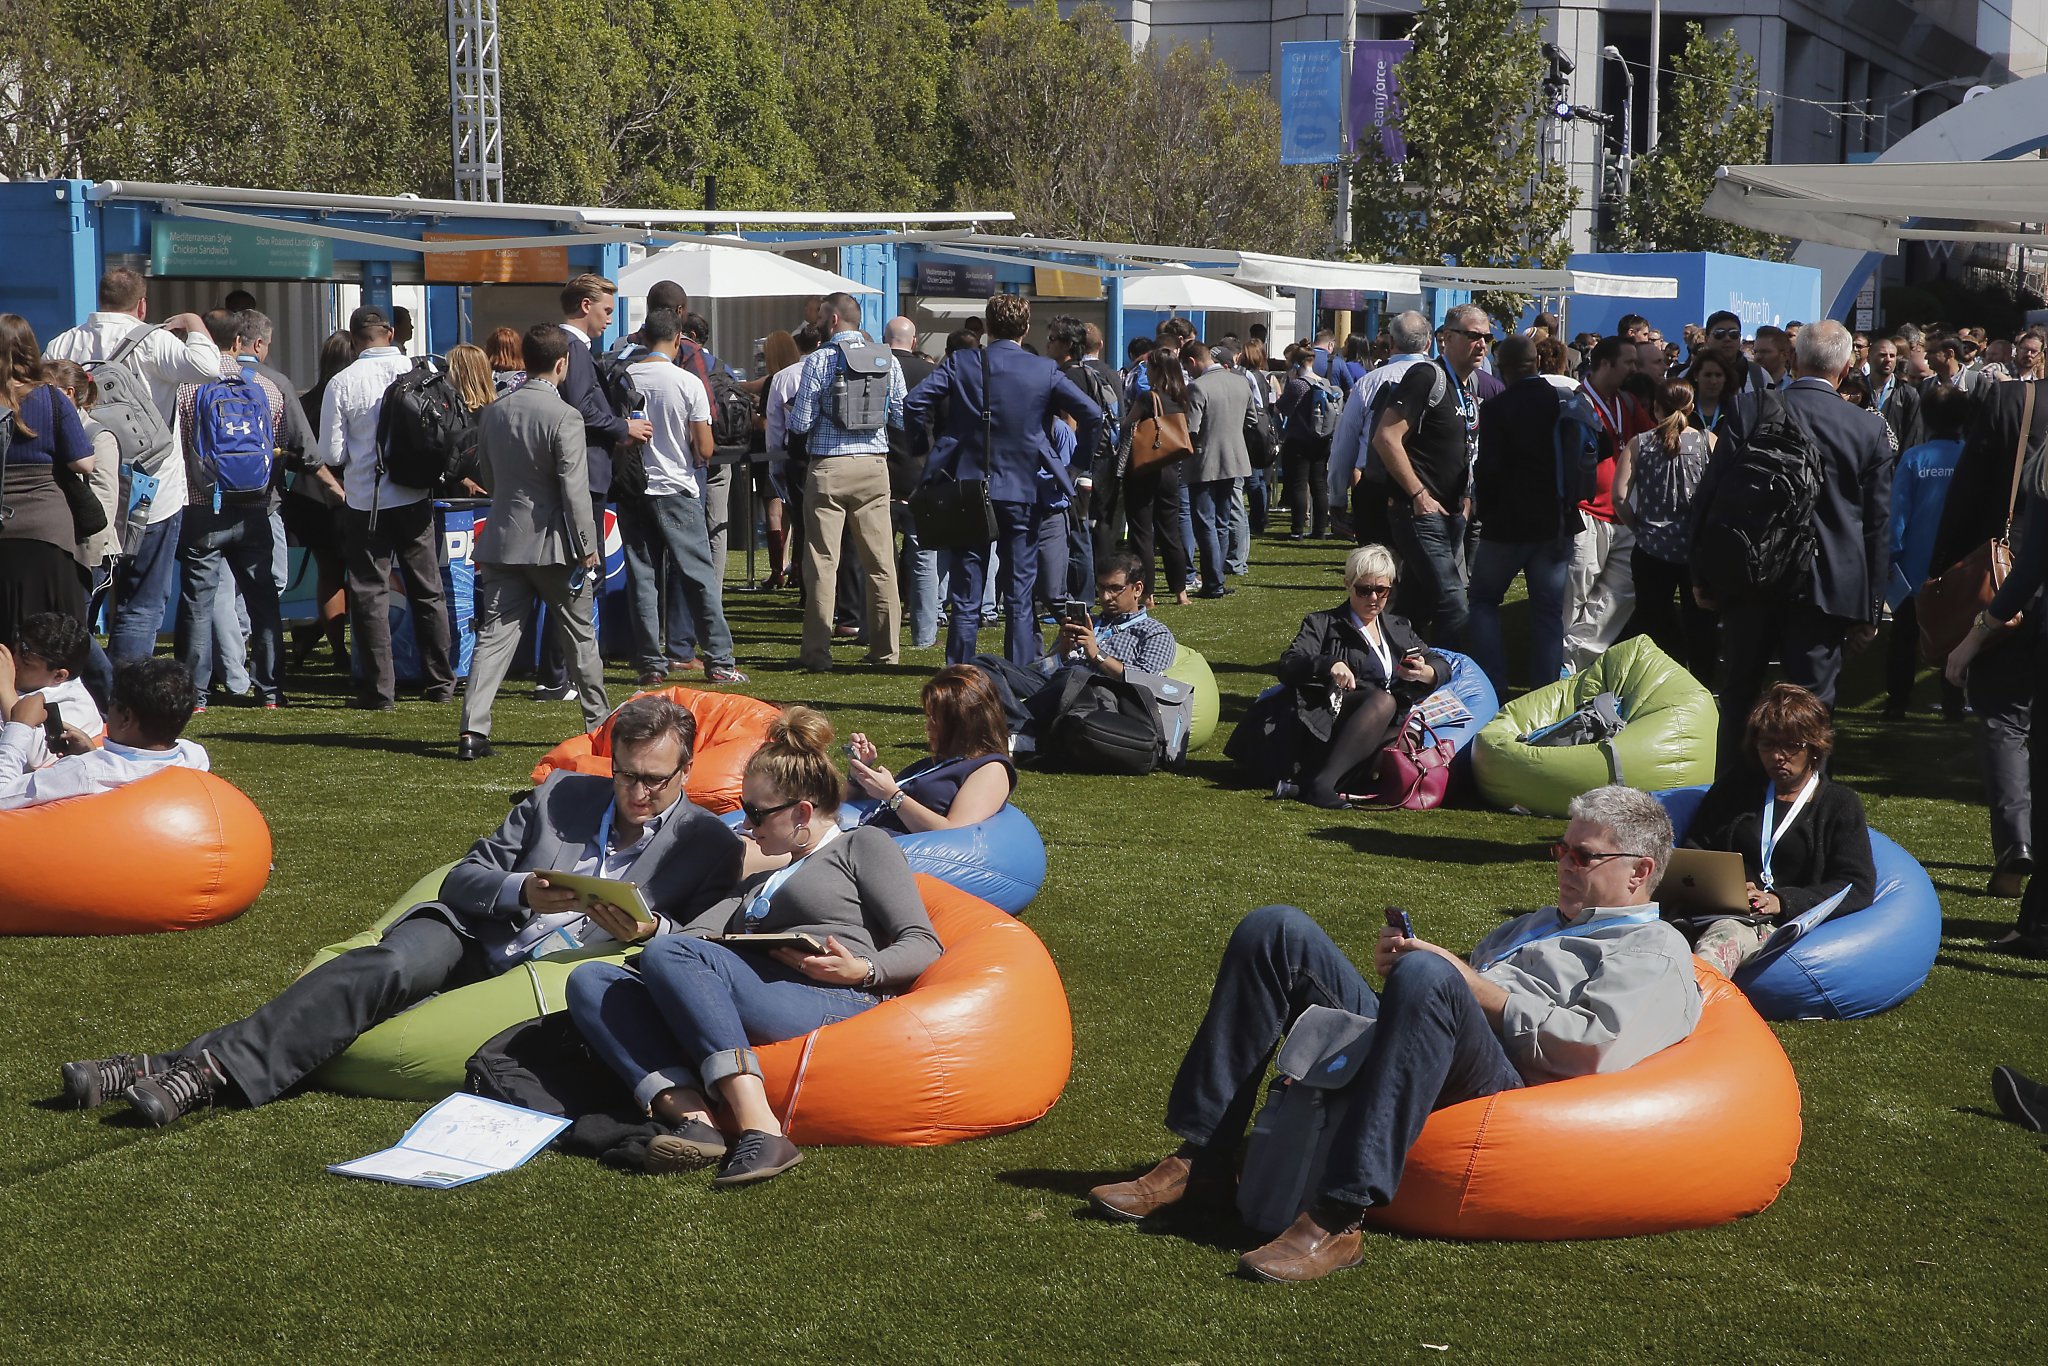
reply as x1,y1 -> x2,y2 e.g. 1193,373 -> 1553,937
3,535 -> 2045,1363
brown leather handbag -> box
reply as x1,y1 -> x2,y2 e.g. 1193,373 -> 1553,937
1127,392 -> 1192,473
1919,381 -> 2035,663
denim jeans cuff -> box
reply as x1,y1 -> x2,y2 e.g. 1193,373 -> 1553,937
633,1067 -> 700,1111
697,1046 -> 762,1092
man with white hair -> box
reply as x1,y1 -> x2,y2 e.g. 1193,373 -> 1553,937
1326,310 -> 1435,547
1089,783 -> 1702,1283
1701,319 -> 1894,763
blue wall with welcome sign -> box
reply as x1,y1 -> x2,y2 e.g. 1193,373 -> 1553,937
1558,252 -> 1822,340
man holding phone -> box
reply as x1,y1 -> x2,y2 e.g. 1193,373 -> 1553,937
1042,550 -> 1178,682
1089,785 -> 1701,1283
0,658 -> 209,810
57,698 -> 744,1127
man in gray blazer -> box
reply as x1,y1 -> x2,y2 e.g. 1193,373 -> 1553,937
457,324 -> 610,761
58,697 -> 746,1126
1184,341 -> 1254,599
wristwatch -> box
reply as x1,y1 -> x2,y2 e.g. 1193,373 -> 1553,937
884,789 -> 906,812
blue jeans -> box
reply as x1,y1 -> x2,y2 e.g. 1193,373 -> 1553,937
566,938 -> 878,1109
1177,482 -> 1196,579
1190,478 -> 1235,589
1164,905 -> 1522,1209
108,508 -> 184,665
946,499 -> 1040,667
1035,507 -> 1070,614
616,490 -> 735,670
1064,498 -> 1095,600
1387,507 -> 1469,646
1466,534 -> 1572,694
175,502 -> 283,702
894,502 -> 939,648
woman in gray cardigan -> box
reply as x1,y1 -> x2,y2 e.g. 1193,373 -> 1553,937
566,706 -> 941,1187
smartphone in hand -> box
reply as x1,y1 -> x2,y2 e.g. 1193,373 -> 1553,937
1384,906 -> 1414,939
1058,599 -> 1091,628
43,700 -> 64,752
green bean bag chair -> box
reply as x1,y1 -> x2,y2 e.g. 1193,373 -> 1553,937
304,863 -> 624,1101
1164,644 -> 1219,753
1471,637 -> 1716,817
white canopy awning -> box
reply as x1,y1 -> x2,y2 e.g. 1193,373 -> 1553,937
618,242 -> 876,298
1415,266 -> 1680,299
1118,269 -> 1281,314
1704,159 -> 2048,253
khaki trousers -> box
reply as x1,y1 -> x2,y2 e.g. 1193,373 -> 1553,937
800,454 -> 899,669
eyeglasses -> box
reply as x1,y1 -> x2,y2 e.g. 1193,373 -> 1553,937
615,764 -> 685,793
1550,843 -> 1645,870
1708,328 -> 1741,341
740,796 -> 800,825
1757,739 -> 1810,758
1349,582 -> 1392,598
1097,580 -> 1137,596
1447,328 -> 1494,344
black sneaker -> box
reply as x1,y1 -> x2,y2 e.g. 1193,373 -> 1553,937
1993,1065 -> 2048,1132
644,1118 -> 730,1174
709,1129 -> 804,1187
125,1053 -> 226,1127
59,1054 -> 148,1109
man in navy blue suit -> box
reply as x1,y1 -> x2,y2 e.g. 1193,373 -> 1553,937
907,293 -> 1104,667
1703,319 -> 1894,763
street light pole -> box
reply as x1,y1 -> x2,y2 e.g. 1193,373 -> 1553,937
1647,0 -> 1661,152
1602,45 -> 1634,201
1334,0 -> 1356,255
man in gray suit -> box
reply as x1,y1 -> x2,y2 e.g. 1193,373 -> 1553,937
1184,341 -> 1254,599
457,325 -> 611,761
57,697 -> 746,1126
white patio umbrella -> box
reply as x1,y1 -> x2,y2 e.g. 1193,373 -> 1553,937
618,241 -> 878,298
1118,267 -> 1282,315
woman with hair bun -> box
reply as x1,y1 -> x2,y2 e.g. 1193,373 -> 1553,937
566,705 -> 941,1187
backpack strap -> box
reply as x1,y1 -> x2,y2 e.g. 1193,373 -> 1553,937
102,322 -> 168,369
2003,381 -> 2036,539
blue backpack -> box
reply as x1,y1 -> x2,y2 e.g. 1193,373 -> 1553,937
191,365 -> 275,505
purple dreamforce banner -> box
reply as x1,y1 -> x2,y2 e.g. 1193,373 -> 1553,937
1351,39 -> 1412,163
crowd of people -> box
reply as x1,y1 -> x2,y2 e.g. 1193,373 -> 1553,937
12,267 -> 2048,1282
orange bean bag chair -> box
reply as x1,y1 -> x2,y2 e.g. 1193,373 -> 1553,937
309,874 -> 1074,1147
0,767 -> 272,935
1368,960 -> 1801,1240
529,686 -> 782,815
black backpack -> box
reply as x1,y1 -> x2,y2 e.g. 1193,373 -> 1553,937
1243,374 -> 1281,468
707,368 -> 758,457
375,357 -> 473,491
1689,390 -> 1824,602
465,1013 -> 636,1119
1030,668 -> 1162,775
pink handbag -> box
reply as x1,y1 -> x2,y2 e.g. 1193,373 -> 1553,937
1356,721 -> 1456,811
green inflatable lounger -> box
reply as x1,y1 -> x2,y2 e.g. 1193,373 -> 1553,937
1471,637 -> 1717,818
1164,644 -> 1219,752
304,863 -> 627,1102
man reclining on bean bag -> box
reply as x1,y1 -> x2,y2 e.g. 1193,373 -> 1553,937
1089,784 -> 1702,1283
0,657 -> 205,810
56,696 -> 743,1126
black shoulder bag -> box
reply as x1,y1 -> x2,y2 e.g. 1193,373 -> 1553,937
907,346 -> 999,550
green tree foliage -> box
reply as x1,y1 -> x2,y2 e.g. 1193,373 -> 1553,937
765,0 -> 956,211
1621,23 -> 1779,257
496,0 -> 811,209
1346,0 -> 1575,290
953,1 -> 1328,254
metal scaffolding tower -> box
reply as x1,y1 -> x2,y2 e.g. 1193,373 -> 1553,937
447,0 -> 503,202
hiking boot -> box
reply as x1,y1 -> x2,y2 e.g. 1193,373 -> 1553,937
644,1118 -> 730,1174
60,1054 -> 148,1109
709,1129 -> 804,1187
125,1053 -> 226,1127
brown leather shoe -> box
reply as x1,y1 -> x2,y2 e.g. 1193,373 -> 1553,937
1089,1154 -> 1217,1221
1237,1210 -> 1364,1283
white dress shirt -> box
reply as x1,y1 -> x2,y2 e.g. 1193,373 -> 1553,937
43,313 -> 225,524
0,721 -> 210,811
317,346 -> 422,511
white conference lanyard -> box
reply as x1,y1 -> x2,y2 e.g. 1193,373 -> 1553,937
1585,385 -> 1622,443
1476,907 -> 1663,971
1758,774 -> 1821,893
1350,610 -> 1392,678
744,822 -> 843,922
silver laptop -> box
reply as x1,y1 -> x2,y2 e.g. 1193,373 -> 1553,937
1656,848 -> 1752,917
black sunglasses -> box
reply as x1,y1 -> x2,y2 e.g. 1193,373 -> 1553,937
1708,327 -> 1741,340
1550,843 -> 1645,870
1446,328 -> 1494,343
741,797 -> 800,825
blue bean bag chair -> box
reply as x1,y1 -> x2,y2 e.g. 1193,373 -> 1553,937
1654,787 -> 1941,1021
718,803 -> 1048,916
1420,648 -> 1499,756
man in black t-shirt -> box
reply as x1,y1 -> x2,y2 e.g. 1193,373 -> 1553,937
1371,305 -> 1492,644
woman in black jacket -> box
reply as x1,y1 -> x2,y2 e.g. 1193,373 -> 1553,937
1275,543 -> 1449,808
1682,683 -> 1875,976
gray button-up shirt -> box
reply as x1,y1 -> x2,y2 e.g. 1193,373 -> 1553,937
1468,902 -> 1702,1084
